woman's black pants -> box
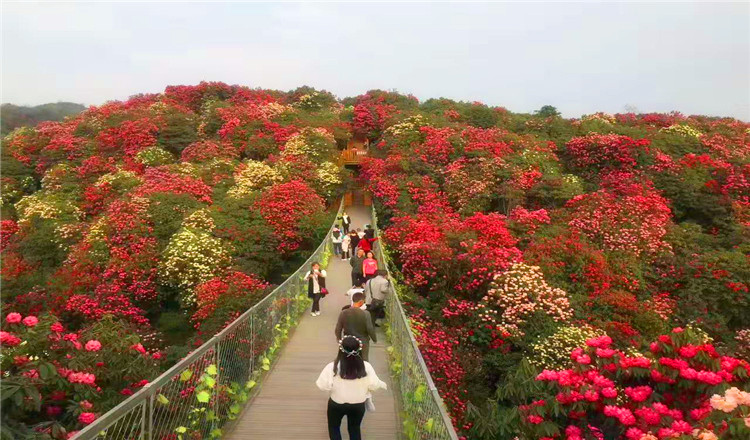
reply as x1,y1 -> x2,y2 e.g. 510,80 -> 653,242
311,293 -> 322,313
327,398 -> 366,440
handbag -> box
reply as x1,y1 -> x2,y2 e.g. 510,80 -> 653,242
365,396 -> 376,412
320,288 -> 328,297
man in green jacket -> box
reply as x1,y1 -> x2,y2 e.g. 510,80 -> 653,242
350,248 -> 366,286
335,292 -> 377,361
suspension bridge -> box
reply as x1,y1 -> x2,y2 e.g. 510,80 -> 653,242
73,196 -> 458,440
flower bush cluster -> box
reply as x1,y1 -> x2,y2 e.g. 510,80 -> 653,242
1,82 -> 345,437
361,91 -> 749,439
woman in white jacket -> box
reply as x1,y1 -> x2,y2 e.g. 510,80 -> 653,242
341,233 -> 351,261
316,335 -> 387,440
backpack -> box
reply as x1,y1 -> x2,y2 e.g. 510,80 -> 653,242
333,229 -> 341,239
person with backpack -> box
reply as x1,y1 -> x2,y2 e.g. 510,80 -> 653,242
335,292 -> 377,361
365,270 -> 389,327
331,225 -> 343,257
316,335 -> 387,440
305,262 -> 327,317
338,212 -> 352,234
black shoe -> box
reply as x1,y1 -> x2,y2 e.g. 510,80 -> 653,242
374,323 -> 381,328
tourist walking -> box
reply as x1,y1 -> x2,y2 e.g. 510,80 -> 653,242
366,270 -> 390,327
356,228 -> 365,239
331,225 -> 343,257
349,231 -> 361,255
335,292 -> 377,361
338,212 -> 352,234
341,232 -> 351,260
305,262 -> 327,317
363,224 -> 375,240
316,335 -> 387,440
362,251 -> 378,282
350,248 -> 366,287
357,236 -> 378,254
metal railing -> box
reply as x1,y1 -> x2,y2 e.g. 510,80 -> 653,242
73,200 -> 344,440
371,206 -> 460,440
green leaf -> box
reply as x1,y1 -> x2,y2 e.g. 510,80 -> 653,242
414,384 -> 426,403
157,394 -> 169,405
175,427 -> 187,434
262,363 -> 270,371
205,364 -> 218,376
230,403 -> 241,414
180,370 -> 193,382
196,391 -> 210,403
210,428 -> 222,439
245,380 -> 257,390
204,376 -> 216,389
424,418 -> 434,433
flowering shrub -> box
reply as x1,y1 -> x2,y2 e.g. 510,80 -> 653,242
566,133 -> 650,172
226,159 -> 282,198
484,263 -> 573,338
192,271 -> 270,332
520,328 -> 750,439
529,325 -> 606,370
253,180 -> 326,255
159,224 -> 232,300
567,183 -> 673,258
0,313 -> 161,437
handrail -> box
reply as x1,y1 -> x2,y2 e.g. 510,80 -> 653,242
73,199 -> 344,440
371,205 -> 460,440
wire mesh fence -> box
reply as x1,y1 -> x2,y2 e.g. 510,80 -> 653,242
72,201 -> 342,440
371,205 -> 460,440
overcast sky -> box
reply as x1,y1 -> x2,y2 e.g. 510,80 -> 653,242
2,2 -> 749,119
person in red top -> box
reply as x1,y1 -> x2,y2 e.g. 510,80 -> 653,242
357,236 -> 378,254
362,251 -> 378,282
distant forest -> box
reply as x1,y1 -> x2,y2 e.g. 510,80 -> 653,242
1,102 -> 86,135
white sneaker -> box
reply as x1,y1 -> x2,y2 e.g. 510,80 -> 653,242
311,312 -> 316,317
315,311 -> 321,316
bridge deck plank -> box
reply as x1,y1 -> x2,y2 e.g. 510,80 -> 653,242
226,205 -> 399,440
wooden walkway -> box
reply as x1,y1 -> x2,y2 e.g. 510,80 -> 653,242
227,205 -> 399,439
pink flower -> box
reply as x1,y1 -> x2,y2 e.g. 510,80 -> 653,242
78,412 -> 97,425
624,386 -> 653,402
526,415 -> 544,424
79,400 -> 94,410
46,405 -> 63,417
152,351 -> 162,360
85,340 -> 102,352
586,335 -> 613,348
5,312 -> 22,324
120,388 -> 133,396
595,348 -> 616,358
601,387 -> 618,399
22,316 -> 38,327
131,343 -> 146,354
576,354 -> 592,365
50,322 -> 64,332
678,345 -> 699,358
0,331 -> 21,347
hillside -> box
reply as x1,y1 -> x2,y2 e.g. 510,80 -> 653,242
1,82 -> 749,440
1,102 -> 87,136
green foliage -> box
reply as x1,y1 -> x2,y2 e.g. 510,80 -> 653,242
534,105 -> 561,118
1,102 -> 86,136
158,111 -> 199,154
464,104 -> 499,128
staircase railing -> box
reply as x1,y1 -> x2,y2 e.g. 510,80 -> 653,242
372,206 -> 460,440
73,200 -> 344,440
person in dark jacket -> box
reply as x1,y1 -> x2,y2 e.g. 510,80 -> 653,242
335,292 -> 377,361
363,224 -> 375,240
348,231 -> 360,254
338,212 -> 352,234
349,248 -> 366,287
